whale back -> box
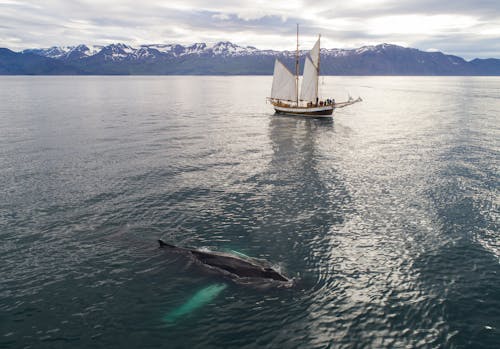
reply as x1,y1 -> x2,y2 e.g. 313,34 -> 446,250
190,250 -> 288,281
159,240 -> 289,282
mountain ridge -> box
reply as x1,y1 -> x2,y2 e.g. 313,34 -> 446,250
1,42 -> 499,75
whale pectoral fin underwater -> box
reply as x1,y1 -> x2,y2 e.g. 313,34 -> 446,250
163,283 -> 228,324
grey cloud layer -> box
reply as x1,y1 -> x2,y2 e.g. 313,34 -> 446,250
0,0 -> 498,59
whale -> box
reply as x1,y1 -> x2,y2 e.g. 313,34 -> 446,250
158,239 -> 289,282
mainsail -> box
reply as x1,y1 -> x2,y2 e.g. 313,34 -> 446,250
300,55 -> 318,102
300,37 -> 320,102
309,38 -> 320,68
271,59 -> 297,101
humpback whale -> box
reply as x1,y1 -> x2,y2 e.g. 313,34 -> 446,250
158,239 -> 289,282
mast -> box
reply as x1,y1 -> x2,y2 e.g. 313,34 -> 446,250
295,23 -> 299,106
317,34 -> 320,102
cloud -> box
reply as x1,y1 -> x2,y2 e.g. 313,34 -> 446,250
212,13 -> 230,21
0,0 -> 498,59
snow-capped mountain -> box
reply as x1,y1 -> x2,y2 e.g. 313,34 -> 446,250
2,41 -> 499,75
24,44 -> 102,60
22,41 -> 262,61
23,46 -> 71,59
19,42 -> 421,61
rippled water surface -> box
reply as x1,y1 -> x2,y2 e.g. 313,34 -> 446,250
0,76 -> 499,348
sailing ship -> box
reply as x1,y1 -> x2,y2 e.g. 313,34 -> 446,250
268,25 -> 361,117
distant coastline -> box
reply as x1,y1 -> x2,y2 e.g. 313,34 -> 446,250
1,42 -> 499,76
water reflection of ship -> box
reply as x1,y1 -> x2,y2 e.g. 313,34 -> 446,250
260,116 -> 351,269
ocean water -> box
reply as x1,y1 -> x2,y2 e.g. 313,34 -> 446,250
0,76 -> 498,348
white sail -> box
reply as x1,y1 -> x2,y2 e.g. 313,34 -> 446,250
300,55 -> 318,102
271,59 -> 297,101
310,38 -> 320,68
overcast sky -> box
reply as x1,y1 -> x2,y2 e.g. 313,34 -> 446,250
1,0 -> 499,59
